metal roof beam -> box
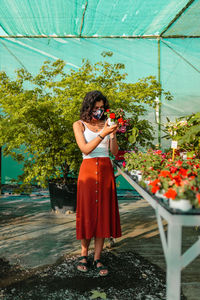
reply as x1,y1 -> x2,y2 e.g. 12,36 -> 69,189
1,35 -> 200,39
79,1 -> 88,37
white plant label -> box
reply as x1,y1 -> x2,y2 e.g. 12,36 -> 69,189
171,140 -> 178,149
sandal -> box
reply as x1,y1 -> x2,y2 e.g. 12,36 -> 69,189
77,256 -> 88,273
93,259 -> 109,277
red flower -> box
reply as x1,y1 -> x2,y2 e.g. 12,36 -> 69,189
149,178 -> 160,186
172,175 -> 182,186
122,161 -> 126,168
109,113 -> 116,119
170,166 -> 177,173
106,109 -> 110,112
196,193 -> 200,205
117,117 -> 124,125
176,160 -> 183,167
155,150 -> 162,155
164,188 -> 177,200
151,185 -> 160,194
159,170 -> 172,178
178,168 -> 188,177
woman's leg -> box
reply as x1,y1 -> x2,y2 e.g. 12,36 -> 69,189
94,237 -> 104,260
94,237 -> 108,276
77,238 -> 91,272
81,238 -> 91,256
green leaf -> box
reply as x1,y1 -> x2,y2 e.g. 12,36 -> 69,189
90,290 -> 107,299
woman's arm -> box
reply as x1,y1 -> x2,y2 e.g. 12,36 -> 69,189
109,131 -> 119,156
73,120 -> 118,155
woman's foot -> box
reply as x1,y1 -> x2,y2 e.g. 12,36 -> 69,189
77,256 -> 88,273
93,259 -> 109,276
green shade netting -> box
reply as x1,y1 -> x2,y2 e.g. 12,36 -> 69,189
1,37 -> 199,117
0,0 -> 197,37
165,0 -> 200,36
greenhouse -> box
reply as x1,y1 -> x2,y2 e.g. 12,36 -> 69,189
0,0 -> 200,299
0,0 -> 200,183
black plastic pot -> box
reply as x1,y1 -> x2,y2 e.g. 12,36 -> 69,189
48,181 -> 77,212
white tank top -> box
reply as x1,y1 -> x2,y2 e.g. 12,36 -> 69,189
80,121 -> 110,159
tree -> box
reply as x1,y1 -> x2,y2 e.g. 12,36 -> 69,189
0,52 -> 172,189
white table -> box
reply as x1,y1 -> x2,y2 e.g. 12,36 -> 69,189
116,165 -> 200,300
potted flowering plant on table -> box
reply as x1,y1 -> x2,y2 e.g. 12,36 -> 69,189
124,148 -> 200,211
162,112 -> 200,159
123,149 -> 168,183
148,158 -> 200,211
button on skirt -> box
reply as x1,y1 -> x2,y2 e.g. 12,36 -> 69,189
76,157 -> 122,240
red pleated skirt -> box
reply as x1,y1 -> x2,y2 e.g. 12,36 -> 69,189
76,157 -> 122,240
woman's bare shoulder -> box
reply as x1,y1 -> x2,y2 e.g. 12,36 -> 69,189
73,120 -> 84,131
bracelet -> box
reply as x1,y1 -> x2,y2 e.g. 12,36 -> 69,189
98,134 -> 104,140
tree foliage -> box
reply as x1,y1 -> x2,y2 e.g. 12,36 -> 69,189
0,53 -> 172,188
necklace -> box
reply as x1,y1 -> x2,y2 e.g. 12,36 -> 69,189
87,121 -> 104,132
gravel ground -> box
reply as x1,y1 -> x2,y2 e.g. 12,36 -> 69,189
0,250 -> 187,300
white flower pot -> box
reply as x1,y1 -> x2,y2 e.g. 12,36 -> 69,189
155,190 -> 168,201
143,180 -> 150,190
169,199 -> 192,211
108,118 -> 115,126
180,152 -> 187,160
130,170 -> 142,182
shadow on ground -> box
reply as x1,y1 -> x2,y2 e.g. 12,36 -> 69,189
0,250 -> 187,300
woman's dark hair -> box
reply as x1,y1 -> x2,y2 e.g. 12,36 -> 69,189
80,90 -> 109,122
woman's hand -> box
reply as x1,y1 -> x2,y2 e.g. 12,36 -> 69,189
101,120 -> 119,138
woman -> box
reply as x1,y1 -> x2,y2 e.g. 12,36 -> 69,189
73,90 -> 122,276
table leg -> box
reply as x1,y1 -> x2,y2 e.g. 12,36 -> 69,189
166,223 -> 182,300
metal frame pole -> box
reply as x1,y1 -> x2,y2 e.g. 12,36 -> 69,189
158,38 -> 161,148
0,147 -> 1,194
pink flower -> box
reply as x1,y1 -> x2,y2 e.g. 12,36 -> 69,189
118,126 -> 126,133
